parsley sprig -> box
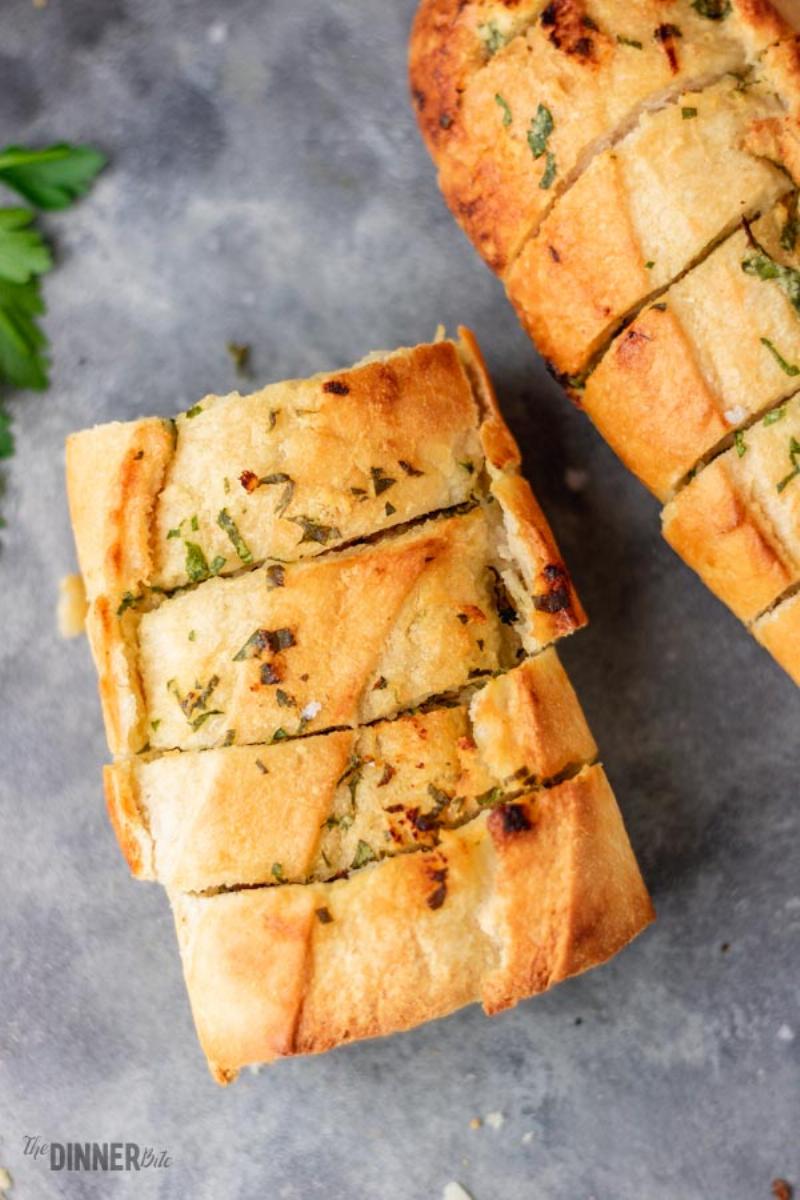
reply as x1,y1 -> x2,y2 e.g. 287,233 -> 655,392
0,142 -> 105,462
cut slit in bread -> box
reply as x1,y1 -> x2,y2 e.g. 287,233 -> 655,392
411,0 -> 790,272
104,651 -> 598,891
505,69 -> 793,377
662,391 -> 800,622
171,763 -> 653,1084
411,3 -> 800,685
582,198 -> 800,501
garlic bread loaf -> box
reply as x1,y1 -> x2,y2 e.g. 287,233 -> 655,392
410,0 -> 800,684
67,329 -> 652,1080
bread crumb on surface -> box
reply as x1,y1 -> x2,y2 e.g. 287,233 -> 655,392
468,1117 -> 481,1130
443,1183 -> 474,1200
206,19 -> 228,43
484,1111 -> 505,1130
771,1180 -> 793,1200
521,1131 -> 535,1145
0,1166 -> 12,1197
58,573 -> 87,638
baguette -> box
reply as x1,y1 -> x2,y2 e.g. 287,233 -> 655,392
410,1 -> 800,685
67,330 -> 652,1080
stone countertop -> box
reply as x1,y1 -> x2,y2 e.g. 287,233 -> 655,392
0,2 -> 797,1198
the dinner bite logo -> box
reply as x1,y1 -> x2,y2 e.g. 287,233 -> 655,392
23,1135 -> 172,1171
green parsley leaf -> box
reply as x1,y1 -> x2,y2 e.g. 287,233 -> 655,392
742,252 -> 800,316
495,94 -> 513,127
0,208 -> 52,284
764,406 -> 786,426
539,151 -> 557,190
527,104 -> 554,159
691,0 -> 731,18
217,507 -> 253,563
0,276 -> 49,389
616,34 -> 643,49
0,405 -> 13,458
681,107 -> 698,119
0,143 -> 106,210
760,337 -> 800,377
185,540 -> 211,582
479,21 -> 506,55
734,430 -> 747,458
271,862 -> 285,882
777,437 -> 800,493
351,840 -> 377,870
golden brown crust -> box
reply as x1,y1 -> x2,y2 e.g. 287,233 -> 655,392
583,202 -> 800,500
409,0 -> 545,156
583,305 -> 727,501
66,418 -> 175,606
103,652 -> 598,891
505,75 -> 791,375
68,341 -> 487,597
753,590 -> 800,683
662,398 -> 800,622
411,0 -> 791,274
170,764 -> 653,1081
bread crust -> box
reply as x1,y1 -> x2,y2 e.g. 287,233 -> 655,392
67,341 -> 487,597
410,0 -> 792,273
583,202 -> 800,500
170,763 -> 654,1082
753,589 -> 800,683
662,396 -> 800,621
505,75 -> 791,375
104,652 -> 598,891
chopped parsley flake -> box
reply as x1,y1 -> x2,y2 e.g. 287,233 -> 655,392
692,0 -> 731,17
184,541 -> 210,582
777,437 -> 800,493
764,406 -> 787,426
742,251 -> 800,316
681,107 -> 698,119
495,94 -> 513,127
289,515 -> 341,544
217,508 -> 253,563
761,337 -> 800,376
539,151 -> 557,190
185,404 -> 203,419
479,20 -> 506,55
370,466 -> 396,496
616,34 -> 643,48
351,840 -> 377,870
116,591 -> 140,617
271,862 -> 285,882
527,103 -> 554,159
398,459 -> 424,477
734,430 -> 747,458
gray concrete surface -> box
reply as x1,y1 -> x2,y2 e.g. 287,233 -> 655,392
0,2 -> 797,1197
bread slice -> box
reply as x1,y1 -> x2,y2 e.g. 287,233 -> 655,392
411,0 -> 787,272
582,199 -> 800,500
171,763 -> 653,1084
104,652 -> 598,891
67,329 -> 652,1080
663,393 -> 800,622
410,3 -> 800,685
505,70 -> 791,376
67,339 -> 498,598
